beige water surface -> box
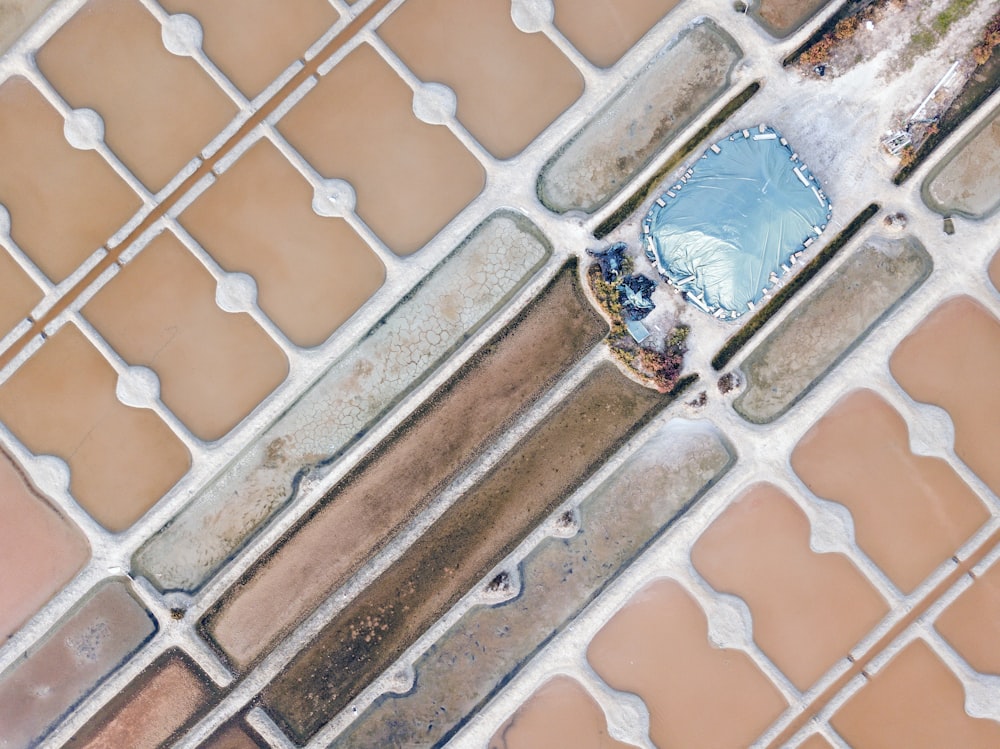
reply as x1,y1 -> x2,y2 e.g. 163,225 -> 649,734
890,295 -> 1000,496
489,676 -> 637,749
83,231 -> 288,441
935,555 -> 1000,675
0,76 -> 141,282
278,42 -> 484,255
552,0 -> 681,67
797,734 -> 835,749
379,0 -> 583,159
691,483 -> 888,689
792,389 -> 988,593
0,324 -> 190,531
831,639 -> 1000,747
587,578 -> 787,749
0,580 -> 153,747
0,245 -> 42,338
36,0 -> 237,192
179,138 -> 384,348
0,447 -> 88,639
158,0 -> 338,98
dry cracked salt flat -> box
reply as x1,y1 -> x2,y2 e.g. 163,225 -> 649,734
1,0 -> 1000,747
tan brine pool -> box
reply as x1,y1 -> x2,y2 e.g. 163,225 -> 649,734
691,483 -> 887,690
587,578 -> 787,749
890,295 -> 1000,496
489,676 -> 636,749
791,389 -> 989,593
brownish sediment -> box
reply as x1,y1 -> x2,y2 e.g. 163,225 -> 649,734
64,649 -> 216,749
890,295 -> 1000,496
200,719 -> 268,749
202,264 -> 605,670
754,0 -> 832,38
333,420 -> 733,748
262,362 -> 670,742
691,483 -> 888,690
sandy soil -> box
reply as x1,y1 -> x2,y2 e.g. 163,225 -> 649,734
538,20 -> 741,213
923,107 -> 1000,218
735,235 -> 931,423
790,0 -> 998,160
754,0 -> 833,38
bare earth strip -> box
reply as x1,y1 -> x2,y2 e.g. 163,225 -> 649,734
734,234 -> 931,424
334,420 -> 734,749
201,262 -> 606,671
134,211 -> 550,593
262,362 -> 672,743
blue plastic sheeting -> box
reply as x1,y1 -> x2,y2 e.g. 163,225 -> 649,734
641,125 -> 832,320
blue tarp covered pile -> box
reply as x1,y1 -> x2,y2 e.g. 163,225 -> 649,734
641,124 -> 832,320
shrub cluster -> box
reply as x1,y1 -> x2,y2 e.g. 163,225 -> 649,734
972,10 -> 1000,65
795,0 -> 890,70
586,261 -> 690,393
